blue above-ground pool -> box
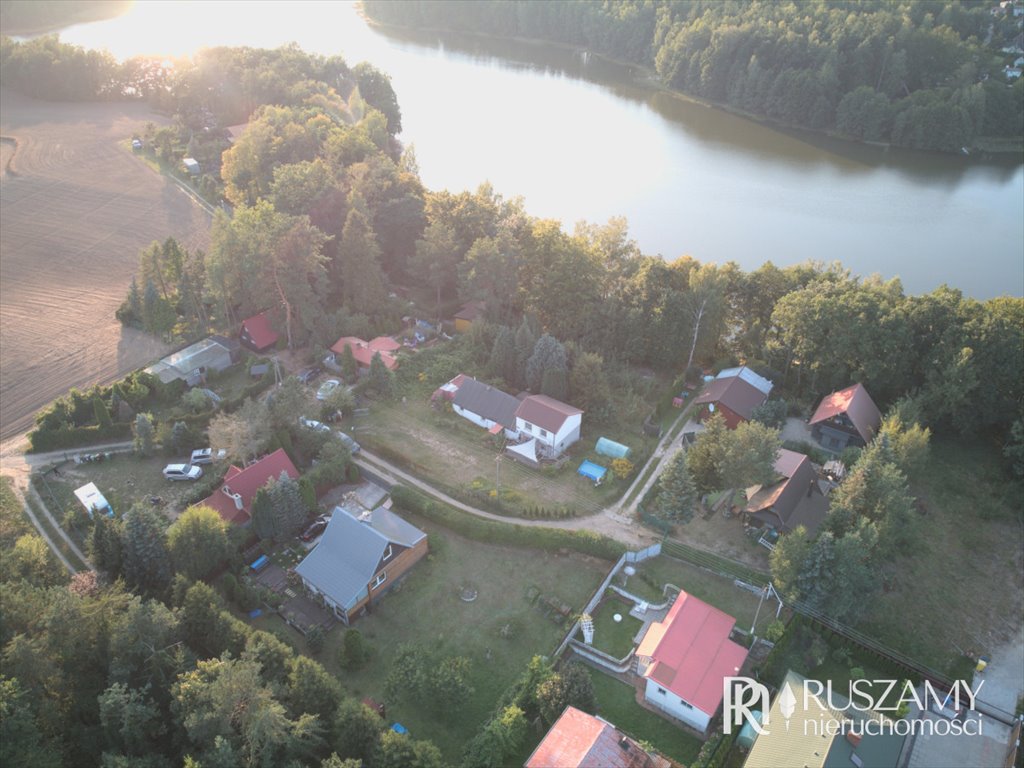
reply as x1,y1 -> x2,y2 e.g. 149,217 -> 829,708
250,554 -> 269,571
578,460 -> 607,483
391,723 -> 408,735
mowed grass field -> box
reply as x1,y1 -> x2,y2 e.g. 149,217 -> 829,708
263,515 -> 612,762
0,88 -> 211,440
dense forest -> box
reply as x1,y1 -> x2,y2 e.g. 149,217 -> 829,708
364,0 -> 1024,153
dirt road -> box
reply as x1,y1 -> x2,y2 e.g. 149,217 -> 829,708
0,89 -> 212,440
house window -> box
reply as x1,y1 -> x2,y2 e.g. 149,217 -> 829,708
657,687 -> 667,696
680,698 -> 693,709
371,572 -> 387,589
539,428 -> 548,438
522,421 -> 533,431
382,544 -> 393,561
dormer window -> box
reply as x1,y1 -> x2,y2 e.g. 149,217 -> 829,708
383,544 -> 393,561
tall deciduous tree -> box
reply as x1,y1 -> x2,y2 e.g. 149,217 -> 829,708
207,398 -> 271,465
568,351 -> 610,418
167,506 -> 230,581
411,220 -> 459,325
336,200 -> 387,315
536,662 -> 596,725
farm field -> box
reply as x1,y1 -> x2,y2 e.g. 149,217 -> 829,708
0,88 -> 211,441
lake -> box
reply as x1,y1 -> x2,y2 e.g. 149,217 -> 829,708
57,0 -> 1023,298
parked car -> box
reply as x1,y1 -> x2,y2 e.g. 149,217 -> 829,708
163,464 -> 203,481
301,517 -> 329,542
190,447 -> 226,465
297,366 -> 321,384
299,416 -> 331,433
316,379 -> 341,401
337,431 -> 361,454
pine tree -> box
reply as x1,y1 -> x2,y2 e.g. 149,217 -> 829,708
92,396 -> 113,428
340,344 -> 358,382
121,506 -> 172,595
540,367 -> 568,401
488,326 -> 517,387
336,202 -> 387,315
268,472 -> 306,537
368,352 -> 395,399
132,413 -> 155,456
652,452 -> 698,524
525,334 -> 566,392
251,486 -> 278,541
513,317 -> 536,390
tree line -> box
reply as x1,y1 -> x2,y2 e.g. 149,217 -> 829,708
364,0 -> 1024,153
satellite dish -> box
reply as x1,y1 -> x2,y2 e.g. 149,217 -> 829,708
709,403 -> 716,412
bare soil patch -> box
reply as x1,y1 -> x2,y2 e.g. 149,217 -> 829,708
0,89 -> 212,440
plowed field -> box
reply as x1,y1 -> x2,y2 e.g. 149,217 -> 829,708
0,90 -> 211,440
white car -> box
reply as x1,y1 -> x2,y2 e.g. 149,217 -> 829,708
190,448 -> 226,465
299,416 -> 331,433
163,464 -> 203,481
316,379 -> 341,401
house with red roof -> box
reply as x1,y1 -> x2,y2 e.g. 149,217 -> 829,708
515,393 -> 583,458
693,366 -> 772,430
200,448 -> 299,525
744,448 -> 828,535
329,336 -> 400,371
525,706 -> 671,768
808,383 -> 882,452
635,590 -> 749,732
440,374 -> 584,459
239,311 -> 279,353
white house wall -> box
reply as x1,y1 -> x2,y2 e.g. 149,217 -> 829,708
554,414 -> 582,452
454,405 -> 518,439
643,678 -> 711,732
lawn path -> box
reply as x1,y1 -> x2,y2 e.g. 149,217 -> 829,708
4,473 -> 76,574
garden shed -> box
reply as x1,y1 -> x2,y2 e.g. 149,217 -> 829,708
595,437 -> 630,459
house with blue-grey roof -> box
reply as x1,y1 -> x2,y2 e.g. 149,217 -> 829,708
294,506 -> 427,625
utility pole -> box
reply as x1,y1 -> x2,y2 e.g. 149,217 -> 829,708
495,454 -> 501,492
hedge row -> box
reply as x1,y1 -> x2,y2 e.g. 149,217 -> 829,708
28,423 -> 132,453
389,485 -> 625,561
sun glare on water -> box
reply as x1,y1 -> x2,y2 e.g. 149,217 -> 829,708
60,0 -> 372,62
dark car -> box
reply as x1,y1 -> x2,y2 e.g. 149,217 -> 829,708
297,366 -> 321,384
301,517 -> 328,542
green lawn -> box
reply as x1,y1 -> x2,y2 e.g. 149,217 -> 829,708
313,514 -> 611,762
357,396 -> 646,516
589,599 -> 644,659
630,555 -> 777,636
587,668 -> 704,766
858,437 -> 1023,674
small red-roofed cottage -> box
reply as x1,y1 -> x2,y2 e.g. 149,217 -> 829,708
808,383 -> 882,451
329,336 -> 399,371
635,591 -> 748,732
239,311 -> 279,352
525,706 -> 671,768
200,448 -> 299,525
692,366 -> 772,430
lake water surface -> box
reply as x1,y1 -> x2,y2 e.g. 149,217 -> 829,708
58,0 -> 1024,298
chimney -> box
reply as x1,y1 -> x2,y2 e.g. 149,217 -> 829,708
232,492 -> 244,511
358,510 -> 372,523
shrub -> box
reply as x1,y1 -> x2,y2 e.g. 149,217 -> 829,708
341,628 -> 370,670
765,619 -> 786,643
27,423 -> 132,452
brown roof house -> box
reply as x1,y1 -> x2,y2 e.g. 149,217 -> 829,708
693,366 -> 772,430
453,300 -> 485,333
744,448 -> 828,535
808,383 -> 882,452
447,375 -> 584,460
295,505 -> 427,625
525,706 -> 672,768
